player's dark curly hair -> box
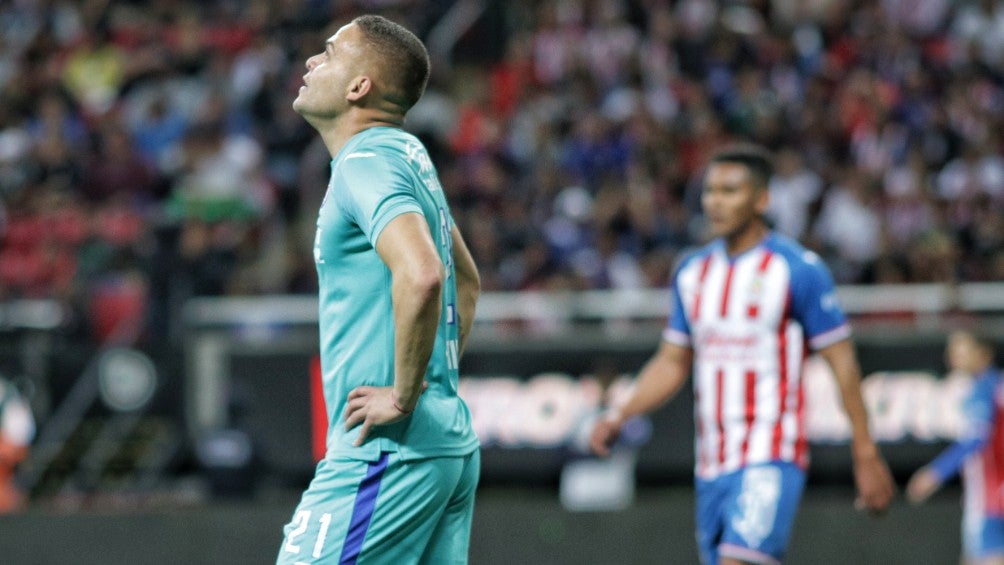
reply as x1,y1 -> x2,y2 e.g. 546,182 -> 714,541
709,144 -> 775,189
353,15 -> 430,112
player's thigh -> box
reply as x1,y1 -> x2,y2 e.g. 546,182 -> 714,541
356,452 -> 475,564
695,474 -> 732,565
277,456 -> 381,565
719,462 -> 805,564
418,450 -> 481,565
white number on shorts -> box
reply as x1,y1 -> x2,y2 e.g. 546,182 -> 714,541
313,513 -> 332,558
733,466 -> 781,548
283,510 -> 311,554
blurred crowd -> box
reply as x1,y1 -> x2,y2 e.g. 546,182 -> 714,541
1,0 -> 1003,344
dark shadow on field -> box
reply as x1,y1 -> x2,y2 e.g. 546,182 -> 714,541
0,485 -> 960,564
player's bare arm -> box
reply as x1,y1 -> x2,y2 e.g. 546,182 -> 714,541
818,338 -> 895,513
905,466 -> 941,504
450,225 -> 480,357
589,341 -> 692,457
345,212 -> 444,445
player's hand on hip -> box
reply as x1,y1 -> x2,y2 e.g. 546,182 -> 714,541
852,451 -> 896,515
589,412 -> 623,457
344,386 -> 410,446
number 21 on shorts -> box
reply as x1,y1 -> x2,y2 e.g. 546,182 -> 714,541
283,510 -> 332,559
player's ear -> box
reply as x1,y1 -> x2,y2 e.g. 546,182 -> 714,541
346,75 -> 372,102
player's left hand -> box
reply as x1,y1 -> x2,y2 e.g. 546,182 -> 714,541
588,410 -> 624,457
905,467 -> 940,504
852,449 -> 896,515
344,386 -> 411,446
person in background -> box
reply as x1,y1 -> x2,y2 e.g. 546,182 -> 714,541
590,144 -> 895,565
908,330 -> 1004,565
276,15 -> 481,565
0,375 -> 35,513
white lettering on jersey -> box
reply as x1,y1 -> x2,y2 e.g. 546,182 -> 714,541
438,207 -> 453,277
405,140 -> 433,174
405,140 -> 443,193
422,174 -> 443,193
697,329 -> 764,364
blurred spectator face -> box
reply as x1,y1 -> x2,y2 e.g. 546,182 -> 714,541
292,24 -> 364,122
701,162 -> 768,240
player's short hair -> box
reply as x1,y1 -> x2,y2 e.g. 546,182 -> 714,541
353,15 -> 430,112
963,330 -> 997,357
710,144 -> 775,189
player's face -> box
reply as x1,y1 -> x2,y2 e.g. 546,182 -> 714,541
945,332 -> 989,374
293,23 -> 364,119
701,162 -> 768,240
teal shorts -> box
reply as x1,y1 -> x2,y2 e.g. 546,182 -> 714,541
276,450 -> 480,564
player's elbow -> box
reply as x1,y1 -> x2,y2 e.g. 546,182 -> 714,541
403,261 -> 444,300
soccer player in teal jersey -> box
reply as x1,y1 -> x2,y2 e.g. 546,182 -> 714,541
277,15 -> 481,565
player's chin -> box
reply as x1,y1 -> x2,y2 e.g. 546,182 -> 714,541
706,222 -> 731,238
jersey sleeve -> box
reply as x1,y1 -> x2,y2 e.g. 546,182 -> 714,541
789,251 -> 851,351
335,150 -> 423,247
662,266 -> 691,347
928,375 -> 996,482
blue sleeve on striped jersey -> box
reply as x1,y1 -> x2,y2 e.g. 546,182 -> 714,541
667,284 -> 689,336
788,251 -> 847,342
929,439 -> 983,483
665,262 -> 691,340
928,374 -> 997,482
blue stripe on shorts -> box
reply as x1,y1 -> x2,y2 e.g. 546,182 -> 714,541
339,452 -> 390,564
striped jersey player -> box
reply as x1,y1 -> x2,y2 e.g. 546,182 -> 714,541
665,231 -> 847,479
590,145 -> 894,565
908,331 -> 1004,563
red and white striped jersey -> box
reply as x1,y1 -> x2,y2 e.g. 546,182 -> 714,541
927,367 -> 1004,517
664,233 -> 851,479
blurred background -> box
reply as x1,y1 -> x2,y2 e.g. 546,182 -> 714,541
0,0 -> 1002,563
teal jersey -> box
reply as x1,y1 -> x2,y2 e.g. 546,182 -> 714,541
313,126 -> 478,462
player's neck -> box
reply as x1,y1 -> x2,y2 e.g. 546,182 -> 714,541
723,221 -> 769,257
314,110 -> 405,157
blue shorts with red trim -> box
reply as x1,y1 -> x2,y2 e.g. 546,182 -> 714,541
695,461 -> 806,565
277,450 -> 480,564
